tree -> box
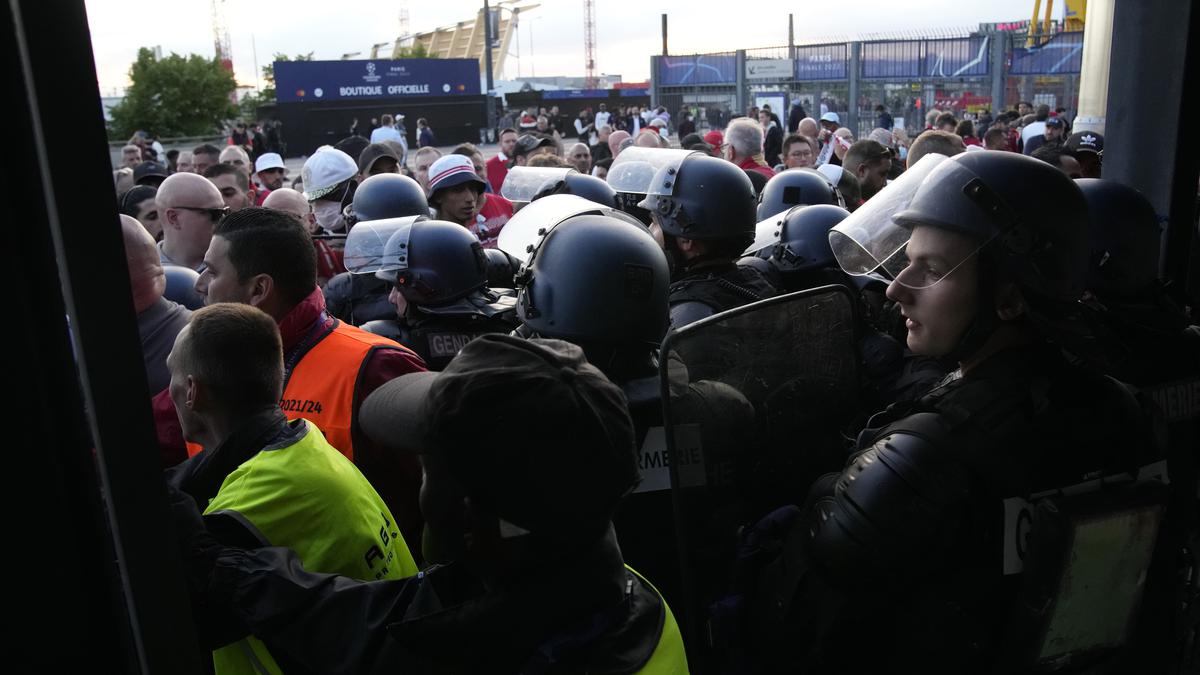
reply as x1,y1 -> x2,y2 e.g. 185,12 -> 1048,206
240,52 -> 313,119
108,48 -> 237,139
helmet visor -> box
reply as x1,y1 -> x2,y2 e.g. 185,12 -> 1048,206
745,205 -> 797,255
500,166 -> 577,203
607,147 -> 700,194
344,216 -> 423,275
495,194 -> 638,264
828,153 -> 949,284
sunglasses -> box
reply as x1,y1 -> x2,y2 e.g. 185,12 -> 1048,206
173,206 -> 230,221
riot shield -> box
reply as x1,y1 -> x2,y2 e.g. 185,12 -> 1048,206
660,285 -> 861,672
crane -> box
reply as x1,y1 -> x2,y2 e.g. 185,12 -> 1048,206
211,0 -> 233,73
583,0 -> 597,88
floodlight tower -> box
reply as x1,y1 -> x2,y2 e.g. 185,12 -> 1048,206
583,0 -> 598,88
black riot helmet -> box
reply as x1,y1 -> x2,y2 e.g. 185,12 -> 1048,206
163,265 -> 204,310
1075,178 -> 1161,299
890,151 -> 1091,305
772,204 -> 850,273
757,168 -> 843,221
375,220 -> 488,306
351,173 -> 429,222
517,214 -> 669,347
532,172 -> 618,207
638,154 -> 757,242
483,247 -> 522,290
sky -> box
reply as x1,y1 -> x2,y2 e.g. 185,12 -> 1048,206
85,0 -> 1037,96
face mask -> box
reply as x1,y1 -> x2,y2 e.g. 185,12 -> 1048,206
312,200 -> 346,233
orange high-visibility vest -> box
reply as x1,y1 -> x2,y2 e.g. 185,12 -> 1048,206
186,320 -> 415,460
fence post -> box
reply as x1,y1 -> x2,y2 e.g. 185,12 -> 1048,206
650,55 -> 661,109
847,42 -> 861,134
989,31 -> 1007,113
735,50 -> 747,115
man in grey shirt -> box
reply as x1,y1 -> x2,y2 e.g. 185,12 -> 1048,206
122,215 -> 191,393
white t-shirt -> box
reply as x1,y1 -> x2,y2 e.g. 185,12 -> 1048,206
1021,121 -> 1046,144
595,111 -> 611,130
370,125 -> 404,144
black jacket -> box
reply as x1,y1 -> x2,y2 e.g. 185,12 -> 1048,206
196,531 -> 671,674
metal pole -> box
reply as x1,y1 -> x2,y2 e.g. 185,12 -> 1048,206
788,14 -> 795,60
483,0 -> 496,140
847,42 -> 861,135
989,31 -> 1006,115
735,49 -> 747,116
662,14 -> 668,56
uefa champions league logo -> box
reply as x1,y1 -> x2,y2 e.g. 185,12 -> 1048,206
363,62 -> 381,83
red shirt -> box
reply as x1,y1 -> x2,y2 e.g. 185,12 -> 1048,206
472,193 -> 514,248
486,154 -> 509,194
737,156 -> 776,179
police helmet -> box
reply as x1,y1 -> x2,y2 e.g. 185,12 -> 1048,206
532,172 -> 618,208
892,152 -> 1090,304
375,220 -> 488,306
351,173 -> 429,221
1076,178 -> 1161,298
518,214 -> 669,346
638,154 -> 757,241
484,247 -> 522,290
772,204 -> 850,273
163,265 -> 204,310
757,168 -> 843,222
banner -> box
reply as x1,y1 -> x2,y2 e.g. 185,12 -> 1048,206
274,58 -> 481,103
657,54 -> 737,86
542,89 -> 609,100
1010,31 -> 1084,75
746,59 -> 794,80
794,44 -> 847,81
923,36 -> 990,77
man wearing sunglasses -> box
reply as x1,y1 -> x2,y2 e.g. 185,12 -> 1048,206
155,172 -> 228,272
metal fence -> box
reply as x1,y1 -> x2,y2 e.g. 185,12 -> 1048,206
654,30 -> 1084,138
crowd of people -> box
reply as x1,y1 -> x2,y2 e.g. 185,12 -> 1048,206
112,94 -> 1197,674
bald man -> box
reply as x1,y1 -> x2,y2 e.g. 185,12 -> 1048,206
219,145 -> 251,170
608,129 -> 631,159
798,117 -> 820,148
156,172 -> 227,271
122,215 -> 192,394
567,142 -> 591,174
634,131 -> 664,149
262,188 -> 317,233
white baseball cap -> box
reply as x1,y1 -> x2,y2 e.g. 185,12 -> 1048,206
255,152 -> 286,173
301,146 -> 358,201
820,112 -> 841,124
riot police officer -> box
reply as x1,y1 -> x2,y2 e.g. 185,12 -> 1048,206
530,171 -> 618,207
510,209 -> 686,610
1078,179 -> 1199,668
323,174 -> 429,325
639,153 -> 781,330
363,219 -> 517,370
755,167 -> 843,222
755,152 -> 1173,671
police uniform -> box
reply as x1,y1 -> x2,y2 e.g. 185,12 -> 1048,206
775,344 -> 1159,670
362,300 -> 518,372
667,258 -> 779,330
